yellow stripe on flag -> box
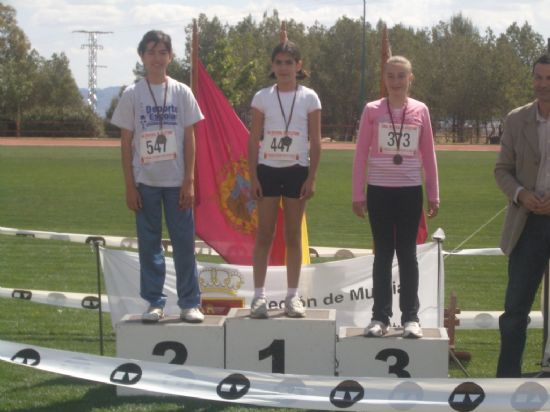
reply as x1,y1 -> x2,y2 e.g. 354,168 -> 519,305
301,214 -> 310,264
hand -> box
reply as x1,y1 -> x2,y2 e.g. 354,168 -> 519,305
300,177 -> 316,200
427,201 -> 439,218
352,201 -> 366,218
533,193 -> 550,215
518,189 -> 542,213
251,177 -> 263,200
126,185 -> 142,211
179,179 -> 194,209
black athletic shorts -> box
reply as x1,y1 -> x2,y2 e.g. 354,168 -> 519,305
257,164 -> 309,198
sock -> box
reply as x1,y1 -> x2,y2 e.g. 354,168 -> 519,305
254,287 -> 266,299
286,288 -> 298,298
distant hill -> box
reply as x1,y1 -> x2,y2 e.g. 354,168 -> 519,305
79,86 -> 122,118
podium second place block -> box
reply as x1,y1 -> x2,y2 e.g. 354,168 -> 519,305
116,314 -> 226,396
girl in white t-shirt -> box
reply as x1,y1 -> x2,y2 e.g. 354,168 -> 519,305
247,41 -> 322,318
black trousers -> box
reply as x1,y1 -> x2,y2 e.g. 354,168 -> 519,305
497,214 -> 550,377
367,185 -> 423,325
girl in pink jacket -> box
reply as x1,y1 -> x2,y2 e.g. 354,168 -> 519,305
352,56 -> 440,339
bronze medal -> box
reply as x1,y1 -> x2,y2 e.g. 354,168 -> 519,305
386,99 -> 408,166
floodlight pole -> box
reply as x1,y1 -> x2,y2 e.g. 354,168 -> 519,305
359,0 -> 366,112
73,30 -> 113,113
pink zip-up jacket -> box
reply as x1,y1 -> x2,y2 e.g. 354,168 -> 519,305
352,97 -> 439,203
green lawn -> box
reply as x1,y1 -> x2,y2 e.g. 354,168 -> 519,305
0,146 -> 544,411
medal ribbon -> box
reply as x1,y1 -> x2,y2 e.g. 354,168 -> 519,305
386,98 -> 408,153
146,79 -> 168,133
276,85 -> 298,137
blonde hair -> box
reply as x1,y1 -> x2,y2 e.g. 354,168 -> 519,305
385,55 -> 412,73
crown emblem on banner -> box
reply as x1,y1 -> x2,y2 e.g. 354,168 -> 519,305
199,267 -> 244,295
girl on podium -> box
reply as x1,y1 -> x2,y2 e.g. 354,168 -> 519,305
352,56 -> 439,338
247,39 -> 322,318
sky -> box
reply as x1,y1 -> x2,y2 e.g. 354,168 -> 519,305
5,0 -> 550,89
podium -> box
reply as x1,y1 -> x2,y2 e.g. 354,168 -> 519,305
115,310 -> 449,397
336,327 -> 449,377
225,308 -> 336,375
116,314 -> 226,395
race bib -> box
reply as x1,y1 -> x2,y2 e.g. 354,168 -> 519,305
140,129 -> 177,164
260,130 -> 304,162
378,123 -> 420,155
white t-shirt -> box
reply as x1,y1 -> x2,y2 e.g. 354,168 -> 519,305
111,77 -> 204,187
251,84 -> 321,167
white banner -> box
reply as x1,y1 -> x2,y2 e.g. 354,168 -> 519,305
3,225 -> 506,257
444,248 -> 503,256
4,286 -> 543,330
0,286 -> 109,310
1,338 -> 550,411
101,243 -> 441,329
0,226 -> 370,258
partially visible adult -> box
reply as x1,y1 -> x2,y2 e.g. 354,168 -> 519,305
495,53 -> 550,377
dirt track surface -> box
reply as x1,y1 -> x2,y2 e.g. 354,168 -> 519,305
0,138 -> 500,152
0,138 -> 120,147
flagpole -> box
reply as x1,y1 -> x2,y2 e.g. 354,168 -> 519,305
280,21 -> 288,43
359,0 -> 366,111
380,25 -> 390,98
191,19 -> 199,95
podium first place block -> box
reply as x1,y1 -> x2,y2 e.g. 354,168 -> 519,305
336,327 -> 449,378
116,314 -> 226,396
225,308 -> 336,375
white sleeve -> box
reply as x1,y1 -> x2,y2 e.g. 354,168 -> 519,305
181,87 -> 204,128
251,89 -> 265,113
111,86 -> 135,131
307,89 -> 322,113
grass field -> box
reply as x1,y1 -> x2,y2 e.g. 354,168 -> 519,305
0,146 -> 545,411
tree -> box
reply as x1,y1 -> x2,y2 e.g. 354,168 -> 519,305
313,16 -> 367,139
0,3 -> 32,135
0,4 -> 105,137
32,53 -> 84,111
0,52 -> 37,136
504,22 -> 546,67
0,3 -> 29,64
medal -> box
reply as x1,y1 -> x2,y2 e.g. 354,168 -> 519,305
146,78 -> 169,138
276,85 -> 297,153
386,98 -> 408,165
156,133 -> 167,145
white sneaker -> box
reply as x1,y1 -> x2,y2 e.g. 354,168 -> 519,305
142,306 -> 164,323
250,297 -> 268,319
284,296 -> 306,318
403,321 -> 423,338
364,320 -> 388,337
180,307 -> 204,323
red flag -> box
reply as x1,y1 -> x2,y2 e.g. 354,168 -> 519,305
416,210 -> 428,244
194,61 -> 286,265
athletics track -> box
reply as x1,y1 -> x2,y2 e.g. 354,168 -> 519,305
0,137 -> 500,151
